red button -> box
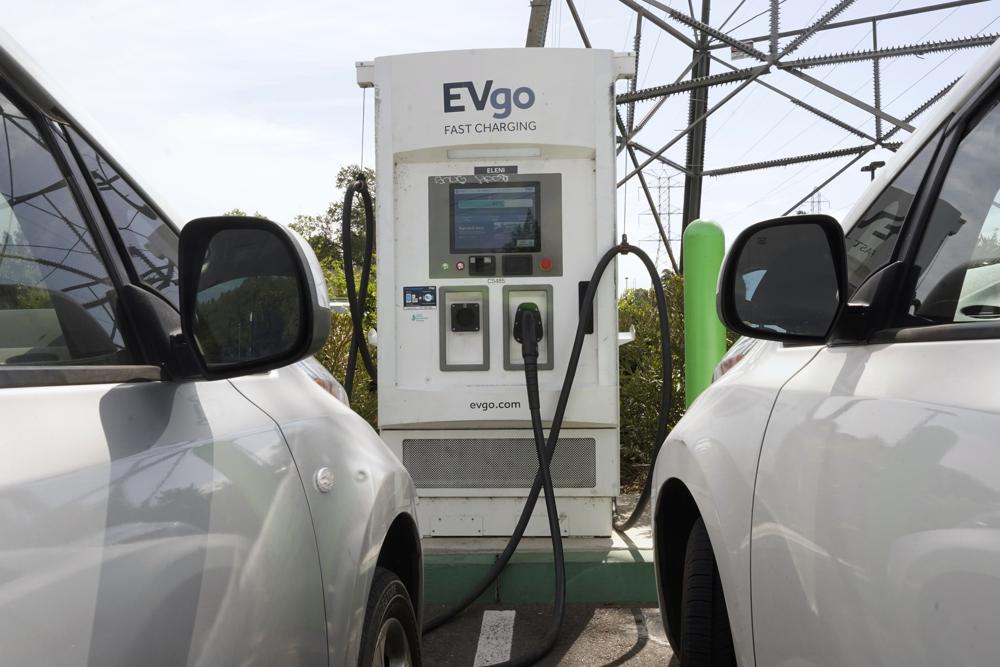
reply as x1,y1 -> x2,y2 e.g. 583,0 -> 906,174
539,258 -> 553,271
455,261 -> 466,271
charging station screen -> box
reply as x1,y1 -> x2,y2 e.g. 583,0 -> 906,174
450,183 -> 541,253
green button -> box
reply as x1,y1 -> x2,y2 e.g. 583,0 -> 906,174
441,262 -> 450,271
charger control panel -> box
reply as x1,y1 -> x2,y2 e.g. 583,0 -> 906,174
427,173 -> 563,279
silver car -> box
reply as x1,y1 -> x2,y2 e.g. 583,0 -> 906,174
0,31 -> 421,666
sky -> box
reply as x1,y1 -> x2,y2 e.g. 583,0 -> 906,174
6,0 -> 999,288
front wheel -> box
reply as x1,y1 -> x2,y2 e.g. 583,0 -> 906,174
358,567 -> 421,667
679,518 -> 737,667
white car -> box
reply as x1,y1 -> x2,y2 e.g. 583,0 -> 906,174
0,30 -> 421,666
651,38 -> 1000,667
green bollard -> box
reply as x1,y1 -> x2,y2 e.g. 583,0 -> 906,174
682,219 -> 727,407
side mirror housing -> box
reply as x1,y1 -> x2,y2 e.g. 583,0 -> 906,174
717,214 -> 846,344
178,216 -> 330,380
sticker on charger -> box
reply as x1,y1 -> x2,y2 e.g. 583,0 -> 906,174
403,286 -> 437,309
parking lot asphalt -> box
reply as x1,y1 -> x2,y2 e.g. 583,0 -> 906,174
422,603 -> 677,666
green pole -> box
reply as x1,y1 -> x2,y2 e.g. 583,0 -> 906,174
683,219 -> 727,407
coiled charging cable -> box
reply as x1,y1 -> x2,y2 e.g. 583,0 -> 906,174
341,174 -> 377,397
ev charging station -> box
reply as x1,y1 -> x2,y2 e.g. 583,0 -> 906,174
357,49 -> 635,538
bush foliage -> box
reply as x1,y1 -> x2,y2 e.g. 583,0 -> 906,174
617,276 -> 686,488
287,165 -> 379,428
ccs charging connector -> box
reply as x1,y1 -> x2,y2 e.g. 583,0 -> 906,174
515,303 -> 543,414
513,302 -> 543,348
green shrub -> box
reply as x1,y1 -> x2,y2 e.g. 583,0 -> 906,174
618,272 -> 738,488
315,311 -> 378,428
618,274 -> 686,488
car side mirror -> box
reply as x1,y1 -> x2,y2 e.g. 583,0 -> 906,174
178,216 -> 330,379
717,214 -> 846,344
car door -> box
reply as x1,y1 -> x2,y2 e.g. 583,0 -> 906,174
752,80 -> 1000,665
0,85 -> 327,665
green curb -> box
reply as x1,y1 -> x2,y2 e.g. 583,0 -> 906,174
424,554 -> 498,605
425,549 -> 656,605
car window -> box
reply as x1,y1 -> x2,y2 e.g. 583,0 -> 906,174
844,129 -> 941,296
68,128 -> 180,308
0,91 -> 130,365
906,98 -> 1000,324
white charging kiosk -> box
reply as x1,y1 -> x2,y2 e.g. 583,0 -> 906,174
357,49 -> 634,537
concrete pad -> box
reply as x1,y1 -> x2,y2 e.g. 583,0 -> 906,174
423,603 -> 677,666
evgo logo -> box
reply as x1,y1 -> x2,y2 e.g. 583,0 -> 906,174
443,80 -> 536,119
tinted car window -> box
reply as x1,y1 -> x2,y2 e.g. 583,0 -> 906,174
907,98 -> 1000,324
0,92 -> 129,365
69,128 -> 180,308
844,130 -> 941,296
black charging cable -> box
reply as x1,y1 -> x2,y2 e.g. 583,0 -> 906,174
489,302 -> 568,667
609,239 -> 671,533
423,236 -> 672,662
341,174 -> 377,397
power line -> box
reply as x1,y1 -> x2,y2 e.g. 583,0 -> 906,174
886,11 -> 1000,107
727,0 -> 787,35
604,0 -> 998,240
729,0 -> 904,166
733,0 -> 981,213
762,8 -> 1000,213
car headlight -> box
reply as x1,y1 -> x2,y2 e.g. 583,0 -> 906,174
296,357 -> 350,407
712,336 -> 760,382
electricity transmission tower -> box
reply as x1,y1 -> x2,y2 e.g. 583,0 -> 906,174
809,189 -> 831,214
654,173 -> 684,242
525,0 -> 999,272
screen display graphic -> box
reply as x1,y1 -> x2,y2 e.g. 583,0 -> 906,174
450,183 -> 541,253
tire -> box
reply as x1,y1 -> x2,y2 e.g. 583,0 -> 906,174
358,567 -> 421,667
679,518 -> 737,667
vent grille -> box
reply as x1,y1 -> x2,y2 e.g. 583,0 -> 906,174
402,437 -> 597,489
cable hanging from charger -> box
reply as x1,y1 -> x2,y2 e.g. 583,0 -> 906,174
422,235 -> 673,664
499,302 -> 567,667
341,173 -> 377,398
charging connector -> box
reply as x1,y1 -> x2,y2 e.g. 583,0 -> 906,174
513,302 -> 543,347
514,302 -> 544,415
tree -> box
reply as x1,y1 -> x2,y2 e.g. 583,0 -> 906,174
222,208 -> 268,218
287,165 -> 378,428
290,165 -> 376,270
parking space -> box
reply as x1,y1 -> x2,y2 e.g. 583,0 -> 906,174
423,604 -> 677,666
